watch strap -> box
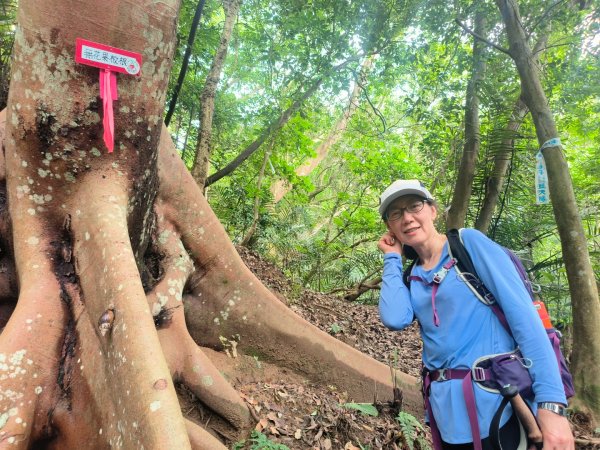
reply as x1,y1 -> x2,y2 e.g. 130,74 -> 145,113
538,402 -> 568,417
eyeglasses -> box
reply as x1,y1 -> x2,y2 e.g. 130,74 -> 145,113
385,199 -> 429,222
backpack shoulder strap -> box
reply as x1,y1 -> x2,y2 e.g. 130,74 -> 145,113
447,228 -> 478,277
448,228 -> 513,334
447,228 -> 493,304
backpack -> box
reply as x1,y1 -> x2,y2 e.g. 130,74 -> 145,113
403,228 -> 575,399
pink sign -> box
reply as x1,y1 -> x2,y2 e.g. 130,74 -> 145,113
75,38 -> 143,152
75,38 -> 141,76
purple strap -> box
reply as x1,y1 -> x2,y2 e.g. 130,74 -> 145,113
409,259 -> 456,327
431,284 -> 440,326
423,372 -> 444,450
462,371 -> 482,450
549,332 -> 560,359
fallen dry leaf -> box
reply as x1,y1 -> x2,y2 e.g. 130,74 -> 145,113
254,418 -> 268,432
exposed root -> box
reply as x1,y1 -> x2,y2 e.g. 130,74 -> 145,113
157,126 -> 421,411
0,253 -> 67,449
64,178 -> 191,449
149,206 -> 253,439
185,418 -> 227,450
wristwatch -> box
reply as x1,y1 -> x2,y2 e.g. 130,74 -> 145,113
538,402 -> 568,417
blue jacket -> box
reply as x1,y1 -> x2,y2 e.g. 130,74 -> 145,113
379,228 -> 566,443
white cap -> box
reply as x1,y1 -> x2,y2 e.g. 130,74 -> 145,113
378,179 -> 433,217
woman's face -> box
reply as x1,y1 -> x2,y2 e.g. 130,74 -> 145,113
385,195 -> 437,247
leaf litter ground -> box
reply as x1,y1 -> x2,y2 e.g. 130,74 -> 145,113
178,247 -> 598,449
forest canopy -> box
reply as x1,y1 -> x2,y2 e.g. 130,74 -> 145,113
1,2 -> 598,310
151,0 -> 599,317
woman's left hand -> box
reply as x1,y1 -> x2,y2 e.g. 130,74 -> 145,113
536,409 -> 574,449
377,232 -> 402,255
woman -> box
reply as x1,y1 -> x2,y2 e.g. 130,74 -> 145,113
377,179 -> 574,449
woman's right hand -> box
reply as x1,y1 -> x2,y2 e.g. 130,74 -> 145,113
378,232 -> 402,255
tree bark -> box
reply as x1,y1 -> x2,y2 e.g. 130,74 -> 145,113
0,3 -> 421,448
1,1 -> 193,448
474,97 -> 528,233
191,0 -> 242,190
430,131 -> 461,196
447,11 -> 487,230
496,0 -> 600,423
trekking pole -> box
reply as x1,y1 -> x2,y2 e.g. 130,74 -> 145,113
499,385 -> 543,449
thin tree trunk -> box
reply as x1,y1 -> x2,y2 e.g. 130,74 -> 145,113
270,56 -> 374,203
430,131 -> 461,196
240,140 -> 272,247
180,106 -> 195,162
496,0 -> 600,422
205,77 -> 322,186
447,11 -> 487,229
164,0 -> 207,126
191,0 -> 242,190
474,97 -> 528,233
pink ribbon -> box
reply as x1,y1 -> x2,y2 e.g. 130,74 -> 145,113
99,69 -> 118,153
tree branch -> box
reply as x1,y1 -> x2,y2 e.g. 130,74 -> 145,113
205,77 -> 323,186
455,19 -> 511,55
526,0 -> 567,38
355,75 -> 387,133
533,41 -> 575,55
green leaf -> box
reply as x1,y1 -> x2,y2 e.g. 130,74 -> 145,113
329,322 -> 342,334
341,402 -> 379,417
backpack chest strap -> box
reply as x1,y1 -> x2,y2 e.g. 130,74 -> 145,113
409,258 -> 457,327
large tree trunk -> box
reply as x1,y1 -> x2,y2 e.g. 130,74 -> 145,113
446,11 -> 487,230
1,1 -> 193,448
0,2 -> 420,448
496,0 -> 600,423
191,0 -> 242,190
474,97 -> 528,233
